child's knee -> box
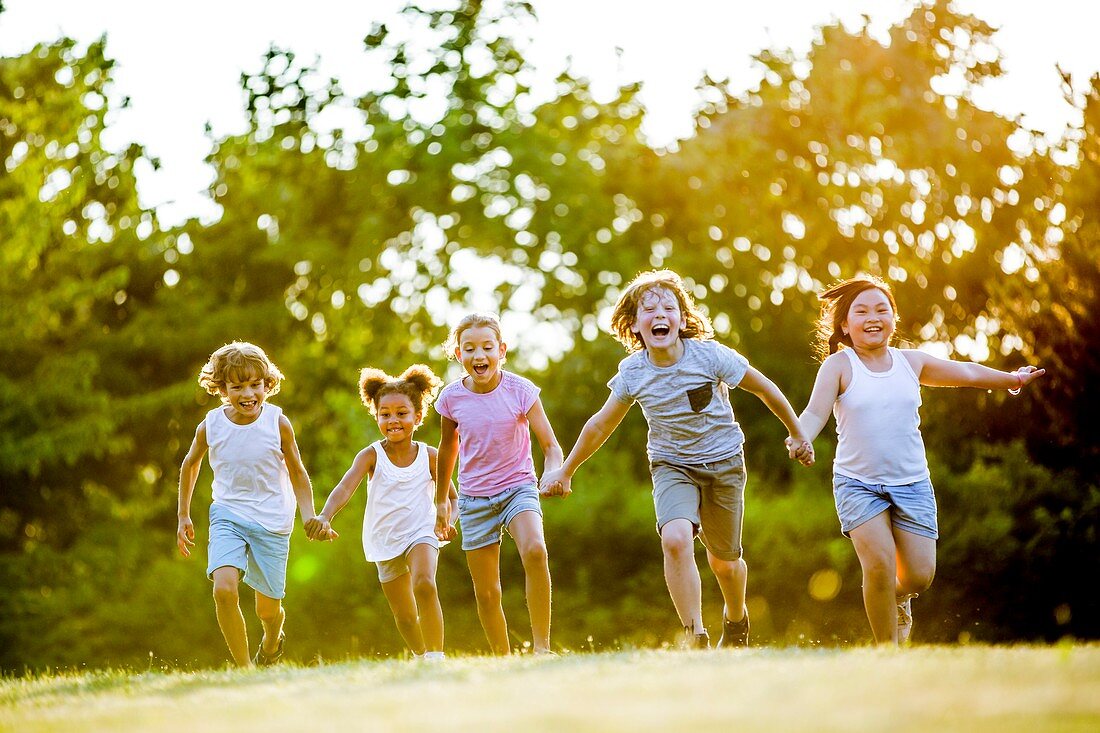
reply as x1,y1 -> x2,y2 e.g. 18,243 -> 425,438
256,601 -> 283,624
473,582 -> 503,607
709,555 -> 746,581
661,528 -> 694,558
518,541 -> 548,568
412,574 -> 438,599
212,581 -> 239,605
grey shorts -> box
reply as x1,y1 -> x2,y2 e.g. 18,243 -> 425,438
375,536 -> 440,583
832,474 -> 939,540
206,503 -> 290,600
650,452 -> 747,561
457,483 -> 542,551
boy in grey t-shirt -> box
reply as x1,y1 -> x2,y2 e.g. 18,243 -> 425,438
540,269 -> 813,648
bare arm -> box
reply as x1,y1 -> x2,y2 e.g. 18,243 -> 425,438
738,366 -> 810,444
797,354 -> 846,443
304,446 -> 376,541
176,421 -> 209,557
279,414 -> 317,527
435,416 -> 460,534
427,445 -> 458,540
541,395 -> 632,495
904,350 -> 1046,390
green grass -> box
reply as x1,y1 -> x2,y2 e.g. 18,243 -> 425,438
3,645 -> 1099,732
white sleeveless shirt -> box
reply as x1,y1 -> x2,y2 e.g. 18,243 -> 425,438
206,403 -> 295,533
832,347 -> 930,485
362,441 -> 437,562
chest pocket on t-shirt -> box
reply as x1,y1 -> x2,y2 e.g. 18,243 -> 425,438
686,384 -> 713,413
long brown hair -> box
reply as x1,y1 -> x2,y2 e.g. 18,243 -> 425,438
813,275 -> 898,361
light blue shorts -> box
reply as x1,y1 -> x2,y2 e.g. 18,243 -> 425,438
206,503 -> 291,599
832,474 -> 939,540
457,483 -> 542,551
375,536 -> 440,583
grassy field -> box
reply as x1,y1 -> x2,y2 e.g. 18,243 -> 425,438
2,645 -> 1098,733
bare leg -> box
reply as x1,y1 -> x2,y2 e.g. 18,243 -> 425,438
211,566 -> 251,667
466,543 -> 510,655
894,528 -> 937,597
849,511 -> 899,645
507,511 -> 552,653
706,549 -> 747,623
381,570 -> 426,656
661,519 -> 704,632
254,590 -> 285,655
408,544 -> 444,653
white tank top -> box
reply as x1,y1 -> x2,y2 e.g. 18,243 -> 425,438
206,403 -> 295,533
362,441 -> 438,562
832,347 -> 930,485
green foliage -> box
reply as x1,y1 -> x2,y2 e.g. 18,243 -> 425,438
2,0 -> 1098,672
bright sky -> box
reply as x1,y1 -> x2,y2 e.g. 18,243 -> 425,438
2,0 -> 1098,226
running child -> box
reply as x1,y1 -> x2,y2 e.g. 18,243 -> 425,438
176,341 -> 320,667
791,275 -> 1044,645
434,313 -> 566,655
540,269 -> 813,648
304,364 -> 458,659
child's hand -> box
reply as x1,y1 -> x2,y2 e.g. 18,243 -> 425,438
1010,365 -> 1046,394
435,500 -> 451,540
176,516 -> 195,557
539,468 -> 571,498
785,437 -> 815,467
305,514 -> 338,541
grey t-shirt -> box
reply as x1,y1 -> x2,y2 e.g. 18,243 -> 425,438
608,338 -> 749,464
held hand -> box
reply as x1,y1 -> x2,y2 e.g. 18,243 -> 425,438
1009,365 -> 1046,395
539,468 -> 569,497
176,516 -> 195,558
435,500 -> 451,540
785,437 -> 816,467
305,515 -> 338,541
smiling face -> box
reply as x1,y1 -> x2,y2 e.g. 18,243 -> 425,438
375,392 -> 420,445
219,368 -> 269,424
456,324 -> 507,391
631,286 -> 682,351
843,287 -> 896,350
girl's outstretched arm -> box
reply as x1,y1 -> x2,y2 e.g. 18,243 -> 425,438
527,397 -> 564,472
541,395 -> 631,494
427,446 -> 459,541
738,366 -> 813,464
797,353 -> 846,443
435,416 -> 460,534
307,446 -> 377,541
904,350 -> 1045,390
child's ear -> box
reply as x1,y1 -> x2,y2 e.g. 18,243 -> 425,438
499,342 -> 508,359
453,346 -> 462,361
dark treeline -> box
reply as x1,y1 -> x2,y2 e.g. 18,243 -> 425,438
2,0 -> 1097,671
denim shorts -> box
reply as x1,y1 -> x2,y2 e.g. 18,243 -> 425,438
375,536 -> 440,583
650,452 -> 747,561
206,503 -> 291,599
457,483 -> 542,551
832,474 -> 939,540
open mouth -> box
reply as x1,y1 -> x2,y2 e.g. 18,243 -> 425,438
239,400 -> 258,409
651,325 -> 670,338
473,363 -> 490,376
864,326 -> 882,333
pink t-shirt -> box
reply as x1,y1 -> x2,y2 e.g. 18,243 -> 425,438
435,370 -> 540,497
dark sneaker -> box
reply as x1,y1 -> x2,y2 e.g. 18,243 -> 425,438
683,625 -> 711,649
717,607 -> 750,648
897,594 -> 915,645
253,631 -> 285,666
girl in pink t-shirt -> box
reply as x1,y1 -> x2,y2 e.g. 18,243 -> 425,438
434,313 -> 567,655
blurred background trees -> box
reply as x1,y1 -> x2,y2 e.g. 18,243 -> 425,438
2,0 -> 1096,670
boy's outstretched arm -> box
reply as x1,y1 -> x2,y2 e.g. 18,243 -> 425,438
738,366 -> 814,465
279,415 -> 320,535
435,416 -> 460,536
540,395 -> 631,494
176,422 -> 209,557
